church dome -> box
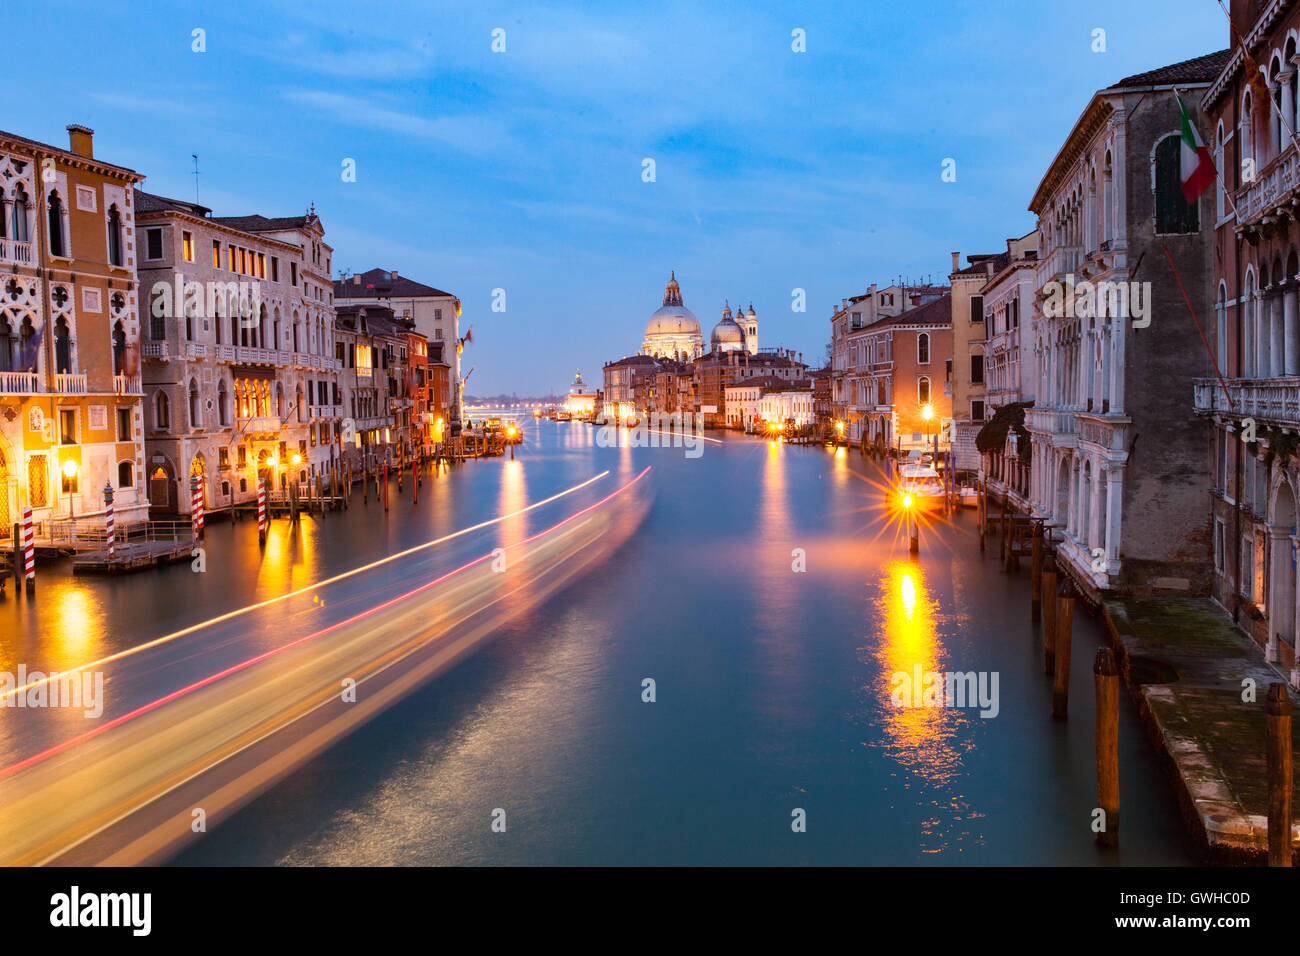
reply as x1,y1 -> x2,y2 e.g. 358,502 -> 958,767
710,300 -> 746,352
644,271 -> 701,337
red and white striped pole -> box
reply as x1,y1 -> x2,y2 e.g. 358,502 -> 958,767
257,476 -> 267,547
190,474 -> 204,540
21,505 -> 34,592
103,482 -> 115,558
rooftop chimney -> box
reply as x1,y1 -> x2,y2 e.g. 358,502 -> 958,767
985,260 -> 995,276
66,124 -> 94,158
353,274 -> 361,285
390,270 -> 399,280
950,251 -> 960,272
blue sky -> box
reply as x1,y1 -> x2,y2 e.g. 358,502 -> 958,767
16,1 -> 1225,395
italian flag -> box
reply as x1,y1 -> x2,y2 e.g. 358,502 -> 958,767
1177,93 -> 1216,203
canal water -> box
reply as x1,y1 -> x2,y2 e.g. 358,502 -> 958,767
3,417 -> 1200,864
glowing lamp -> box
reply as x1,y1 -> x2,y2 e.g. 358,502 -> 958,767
267,456 -> 278,468
902,493 -> 913,509
922,404 -> 934,421
291,453 -> 302,465
61,459 -> 78,479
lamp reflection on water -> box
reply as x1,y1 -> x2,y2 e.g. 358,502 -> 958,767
872,560 -> 974,852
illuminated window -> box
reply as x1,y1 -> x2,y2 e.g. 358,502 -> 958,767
212,239 -> 220,268
183,231 -> 194,262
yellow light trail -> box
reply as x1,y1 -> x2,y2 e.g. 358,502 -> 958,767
2,470 -> 611,702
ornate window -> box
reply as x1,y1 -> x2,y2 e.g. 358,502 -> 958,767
1153,134 -> 1198,234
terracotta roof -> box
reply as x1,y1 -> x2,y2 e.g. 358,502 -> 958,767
335,268 -> 454,300
0,127 -> 141,179
134,189 -> 212,218
871,294 -> 952,329
1110,50 -> 1230,90
210,213 -> 316,232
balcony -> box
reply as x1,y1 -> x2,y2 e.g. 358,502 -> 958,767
1194,377 -> 1300,422
142,342 -> 168,361
53,373 -> 87,394
1027,405 -> 1078,440
236,415 -> 283,435
1037,246 -> 1082,290
0,371 -> 39,394
184,343 -> 207,360
0,238 -> 33,266
1236,143 -> 1300,227
113,374 -> 142,395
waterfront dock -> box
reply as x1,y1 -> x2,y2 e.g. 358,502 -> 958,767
1103,598 -> 1300,863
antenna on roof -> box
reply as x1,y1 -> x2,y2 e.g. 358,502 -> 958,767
192,154 -> 200,204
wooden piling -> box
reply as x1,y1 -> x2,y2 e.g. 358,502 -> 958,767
1043,564 -> 1058,676
978,481 -> 986,552
1094,647 -> 1120,846
1051,579 -> 1075,719
1030,530 -> 1043,621
11,523 -> 19,592
1267,682 -> 1293,867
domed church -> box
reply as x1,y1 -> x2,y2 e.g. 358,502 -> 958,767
709,300 -> 758,354
642,272 -> 705,362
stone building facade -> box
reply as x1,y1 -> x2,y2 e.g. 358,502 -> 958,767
1028,51 -> 1226,599
0,124 -> 149,532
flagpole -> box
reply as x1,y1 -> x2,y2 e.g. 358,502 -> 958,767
1172,85 -> 1238,218
1216,0 -> 1300,153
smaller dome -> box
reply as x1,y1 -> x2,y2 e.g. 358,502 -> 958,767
710,301 -> 746,352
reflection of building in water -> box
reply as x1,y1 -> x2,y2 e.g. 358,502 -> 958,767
563,369 -> 598,419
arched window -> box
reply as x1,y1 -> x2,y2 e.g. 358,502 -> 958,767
1242,92 -> 1256,178
218,380 -> 229,426
918,376 -> 931,405
155,390 -> 170,429
917,332 -> 930,364
47,192 -> 65,256
292,312 -> 300,352
0,316 -> 12,373
117,461 -> 134,488
273,308 -> 281,350
54,316 -> 71,373
1215,123 -> 1225,221
1244,270 -> 1257,377
1154,134 -> 1199,234
11,186 -> 28,242
277,382 -> 285,419
112,320 -> 126,374
188,379 -> 200,428
1215,283 -> 1227,372
106,205 -> 123,266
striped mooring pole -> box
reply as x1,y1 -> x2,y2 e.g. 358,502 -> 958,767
257,477 -> 268,548
21,505 -> 34,592
190,474 -> 204,539
103,482 -> 115,558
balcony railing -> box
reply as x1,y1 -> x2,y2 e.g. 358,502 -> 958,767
142,342 -> 168,361
113,374 -> 142,395
1038,246 -> 1082,287
53,373 -> 87,394
1027,406 -> 1078,436
0,370 -> 39,393
0,238 -> 33,265
1237,144 -> 1300,226
185,343 -> 207,359
236,415 -> 283,434
1193,377 -> 1300,421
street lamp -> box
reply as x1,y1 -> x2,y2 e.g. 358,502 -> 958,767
901,490 -> 919,555
61,458 -> 78,530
